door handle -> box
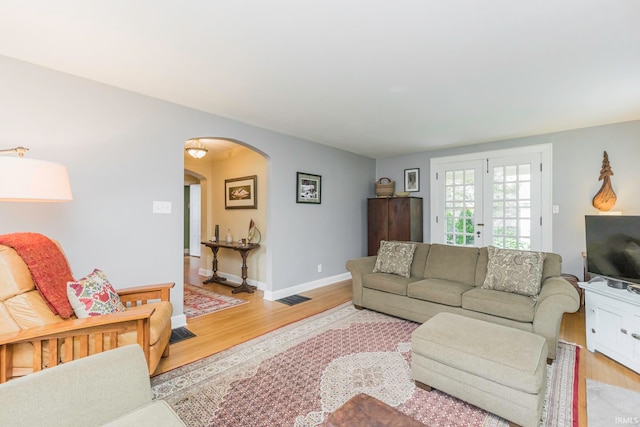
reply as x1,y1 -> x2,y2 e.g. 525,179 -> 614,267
621,328 -> 628,334
632,333 -> 640,340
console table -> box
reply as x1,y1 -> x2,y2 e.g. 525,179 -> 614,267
579,280 -> 640,374
201,241 -> 260,294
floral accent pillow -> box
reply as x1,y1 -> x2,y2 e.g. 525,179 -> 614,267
373,240 -> 416,278
481,246 -> 546,296
67,269 -> 126,318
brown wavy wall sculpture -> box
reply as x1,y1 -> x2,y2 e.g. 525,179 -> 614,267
592,151 -> 617,211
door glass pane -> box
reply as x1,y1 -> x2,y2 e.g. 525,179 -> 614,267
444,166 -> 477,247
490,161 -> 533,250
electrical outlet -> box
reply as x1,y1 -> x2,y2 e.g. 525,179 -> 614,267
317,264 -> 322,273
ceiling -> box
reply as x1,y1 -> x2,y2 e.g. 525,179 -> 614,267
1,1 -> 639,159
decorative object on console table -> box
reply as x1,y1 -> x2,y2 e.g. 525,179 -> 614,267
367,197 -> 423,256
374,177 -> 395,198
404,168 -> 420,192
592,150 -> 617,211
248,218 -> 262,244
225,175 -> 257,209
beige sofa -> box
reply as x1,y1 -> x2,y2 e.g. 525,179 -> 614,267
0,345 -> 184,426
346,243 -> 580,359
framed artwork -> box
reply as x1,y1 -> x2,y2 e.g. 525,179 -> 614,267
225,175 -> 257,209
404,168 -> 420,192
296,172 -> 321,204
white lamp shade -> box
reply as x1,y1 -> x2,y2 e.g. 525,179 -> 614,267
0,156 -> 73,202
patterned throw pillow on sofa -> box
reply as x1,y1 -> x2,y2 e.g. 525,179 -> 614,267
481,246 -> 546,296
67,269 -> 126,318
373,240 -> 416,278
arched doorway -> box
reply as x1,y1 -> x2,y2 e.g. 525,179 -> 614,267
183,137 -> 268,293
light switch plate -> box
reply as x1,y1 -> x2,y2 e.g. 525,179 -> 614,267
153,201 -> 172,214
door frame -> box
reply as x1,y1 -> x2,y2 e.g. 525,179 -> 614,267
430,143 -> 553,251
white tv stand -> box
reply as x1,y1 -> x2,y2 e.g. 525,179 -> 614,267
579,279 -> 640,374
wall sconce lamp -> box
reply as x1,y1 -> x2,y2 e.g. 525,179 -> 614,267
0,146 -> 73,202
185,138 -> 208,159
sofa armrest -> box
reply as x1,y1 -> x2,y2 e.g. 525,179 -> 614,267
0,345 -> 156,427
532,276 -> 580,359
0,307 -> 155,383
118,282 -> 174,306
346,256 -> 377,306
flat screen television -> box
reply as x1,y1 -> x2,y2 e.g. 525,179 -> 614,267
585,215 -> 640,288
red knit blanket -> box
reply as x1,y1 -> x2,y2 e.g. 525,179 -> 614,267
0,232 -> 75,319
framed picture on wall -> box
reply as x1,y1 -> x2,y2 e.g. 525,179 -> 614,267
404,168 -> 419,192
296,172 -> 321,204
225,175 -> 257,209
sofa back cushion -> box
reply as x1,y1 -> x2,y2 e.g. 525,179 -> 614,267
410,243 -> 431,278
423,244 -> 479,286
0,245 -> 63,333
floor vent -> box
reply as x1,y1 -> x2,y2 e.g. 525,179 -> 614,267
170,327 -> 196,344
276,295 -> 311,306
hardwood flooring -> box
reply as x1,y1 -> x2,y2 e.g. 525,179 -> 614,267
157,256 -> 640,425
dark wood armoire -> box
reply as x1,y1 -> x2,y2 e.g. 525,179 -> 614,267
367,197 -> 423,256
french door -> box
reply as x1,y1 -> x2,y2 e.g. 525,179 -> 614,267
431,144 -> 552,251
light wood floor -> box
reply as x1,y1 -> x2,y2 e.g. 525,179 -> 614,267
157,256 -> 640,425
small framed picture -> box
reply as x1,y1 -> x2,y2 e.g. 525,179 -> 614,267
404,168 -> 420,192
225,175 -> 257,209
296,172 -> 321,204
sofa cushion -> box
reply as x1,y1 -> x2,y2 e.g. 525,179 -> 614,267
363,273 -> 418,296
409,243 -> 431,279
474,247 -> 489,287
481,247 -> 546,297
461,288 -> 536,322
408,279 -> 474,307
67,269 -> 126,318
373,241 -> 416,278
424,244 -> 479,286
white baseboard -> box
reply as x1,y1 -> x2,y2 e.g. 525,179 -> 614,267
171,313 -> 187,329
263,272 -> 351,301
196,269 -> 350,302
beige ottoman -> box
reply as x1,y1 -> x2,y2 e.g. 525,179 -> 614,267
411,313 -> 548,427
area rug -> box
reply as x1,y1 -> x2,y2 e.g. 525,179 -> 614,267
586,379 -> 640,427
151,303 -> 579,426
183,284 -> 248,319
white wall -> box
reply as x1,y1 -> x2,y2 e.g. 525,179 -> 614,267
0,55 -> 375,322
377,120 -> 640,279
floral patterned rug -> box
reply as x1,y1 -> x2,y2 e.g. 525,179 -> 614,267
152,303 -> 579,426
183,284 -> 248,319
